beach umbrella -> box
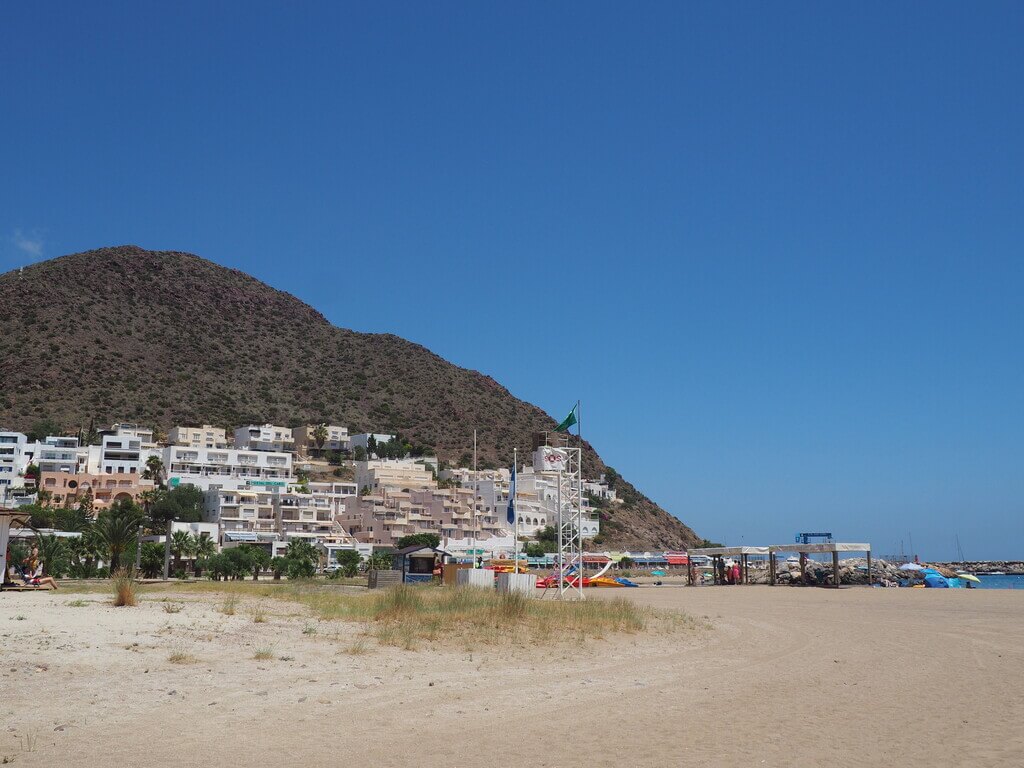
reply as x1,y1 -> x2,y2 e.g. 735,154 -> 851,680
899,563 -> 924,571
957,573 -> 981,584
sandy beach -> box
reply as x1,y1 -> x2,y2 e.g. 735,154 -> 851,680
2,584 -> 1022,767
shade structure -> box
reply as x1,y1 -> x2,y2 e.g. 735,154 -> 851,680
1,507 -> 33,589
767,542 -> 872,588
688,546 -> 769,586
688,546 -> 770,557
957,573 -> 981,583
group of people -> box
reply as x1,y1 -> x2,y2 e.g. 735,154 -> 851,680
687,560 -> 744,585
720,559 -> 743,584
3,545 -> 59,589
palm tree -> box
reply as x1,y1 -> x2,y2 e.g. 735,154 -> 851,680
142,456 -> 166,488
67,526 -> 103,577
312,423 -> 328,457
34,534 -> 68,577
192,534 -> 216,576
94,500 -> 145,573
170,529 -> 192,574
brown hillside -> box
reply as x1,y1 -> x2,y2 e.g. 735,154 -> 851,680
0,245 -> 698,550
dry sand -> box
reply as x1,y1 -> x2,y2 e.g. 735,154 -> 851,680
2,584 -> 1022,767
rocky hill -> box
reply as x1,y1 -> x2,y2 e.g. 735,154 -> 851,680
0,245 -> 699,550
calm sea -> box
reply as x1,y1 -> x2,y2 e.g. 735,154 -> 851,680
974,574 -> 1024,590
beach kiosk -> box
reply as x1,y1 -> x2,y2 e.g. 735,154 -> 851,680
768,542 -> 871,588
392,545 -> 449,584
1,505 -> 32,590
686,546 -> 769,585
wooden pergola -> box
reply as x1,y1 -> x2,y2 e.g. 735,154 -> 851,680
687,546 -> 770,585
768,542 -> 871,588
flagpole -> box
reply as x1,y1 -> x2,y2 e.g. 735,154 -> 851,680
577,399 -> 581,451
473,429 -> 478,566
513,447 -> 519,571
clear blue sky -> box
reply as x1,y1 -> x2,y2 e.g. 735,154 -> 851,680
3,2 -> 1022,560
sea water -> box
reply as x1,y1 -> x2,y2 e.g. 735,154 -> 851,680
974,574 -> 1024,590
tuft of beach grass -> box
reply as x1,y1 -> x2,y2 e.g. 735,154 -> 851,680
112,568 -> 138,607
219,594 -> 238,615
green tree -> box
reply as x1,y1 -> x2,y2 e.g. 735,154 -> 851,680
270,556 -> 288,580
34,534 -> 69,578
25,503 -> 54,530
170,529 -> 193,574
67,527 -> 103,578
366,435 -> 378,457
142,455 -> 166,488
396,533 -> 440,550
140,541 -> 165,578
221,547 -> 254,580
94,499 -> 145,572
247,545 -> 272,580
81,419 -> 101,446
286,556 -> 315,579
284,539 -> 319,575
525,542 -> 548,558
536,526 -> 557,547
146,487 -> 203,529
26,419 -> 61,442
192,534 -> 216,576
366,550 -> 393,571
53,504 -> 91,532
334,549 -> 361,578
353,446 -> 367,462
311,423 -> 328,457
618,556 -> 634,569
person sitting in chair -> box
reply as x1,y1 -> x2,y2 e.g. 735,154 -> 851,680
23,546 -> 58,589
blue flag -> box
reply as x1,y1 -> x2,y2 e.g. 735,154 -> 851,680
506,462 -> 516,525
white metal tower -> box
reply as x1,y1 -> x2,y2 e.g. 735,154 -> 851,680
555,443 -> 585,600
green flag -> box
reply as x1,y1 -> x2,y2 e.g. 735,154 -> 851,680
554,404 -> 578,433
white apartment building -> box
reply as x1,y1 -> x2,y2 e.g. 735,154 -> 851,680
339,486 -> 507,547
234,424 -> 294,452
105,423 -> 157,449
164,445 -> 294,493
169,425 -> 227,449
453,461 -> 601,540
0,432 -> 29,490
293,424 -> 350,454
349,433 -> 395,453
355,459 -> 435,493
309,480 -> 358,497
583,475 -> 618,503
35,436 -> 87,474
207,481 -> 357,549
93,434 -> 144,475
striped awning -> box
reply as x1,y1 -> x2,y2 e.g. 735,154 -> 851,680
223,531 -> 258,542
